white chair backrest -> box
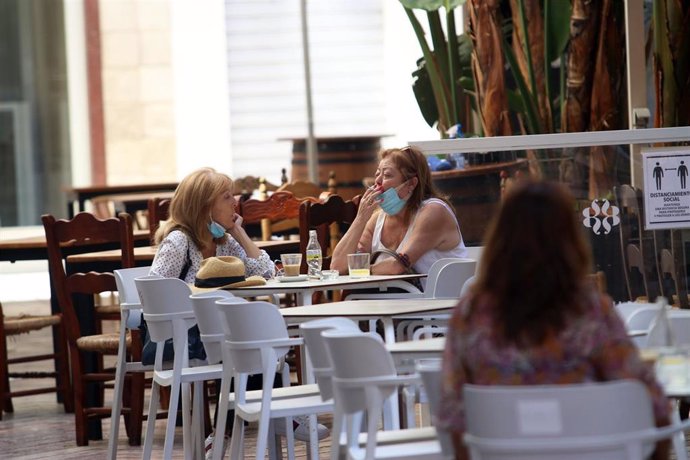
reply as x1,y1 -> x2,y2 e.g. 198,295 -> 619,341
464,246 -> 483,262
463,380 -> 656,460
416,359 -> 454,457
625,304 -> 662,331
667,309 -> 690,345
189,290 -> 246,365
426,258 -> 476,299
614,301 -> 647,324
300,317 -> 361,400
114,266 -> 153,329
135,276 -> 196,343
114,266 -> 152,306
322,331 -> 396,415
460,275 -> 476,297
215,299 -> 290,375
625,304 -> 664,348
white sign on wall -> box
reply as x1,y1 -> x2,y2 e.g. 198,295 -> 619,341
642,147 -> 690,230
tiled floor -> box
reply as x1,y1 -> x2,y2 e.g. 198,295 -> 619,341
0,299 -> 335,459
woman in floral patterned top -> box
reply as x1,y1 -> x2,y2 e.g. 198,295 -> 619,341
438,180 -> 670,460
150,167 -> 274,281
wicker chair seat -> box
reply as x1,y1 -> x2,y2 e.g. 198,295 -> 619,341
4,314 -> 61,335
76,331 -> 132,354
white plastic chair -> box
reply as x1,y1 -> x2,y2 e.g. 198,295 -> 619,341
415,359 -> 455,458
136,276 -> 223,460
108,266 -> 153,460
216,299 -> 333,460
668,309 -> 690,345
190,290 -> 301,459
625,303 -> 663,347
463,380 -> 690,460
301,318 -> 433,460
460,275 -> 476,297
464,246 -> 483,265
323,330 -> 446,460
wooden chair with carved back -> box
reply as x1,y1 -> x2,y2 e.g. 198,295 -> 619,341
239,191 -> 318,242
42,212 -> 144,447
298,194 -> 361,274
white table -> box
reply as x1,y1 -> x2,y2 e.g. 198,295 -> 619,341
281,298 -> 455,431
279,298 -> 456,344
387,337 -> 446,371
227,273 -> 426,306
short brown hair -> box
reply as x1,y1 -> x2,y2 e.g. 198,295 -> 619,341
472,180 -> 593,345
156,167 -> 234,250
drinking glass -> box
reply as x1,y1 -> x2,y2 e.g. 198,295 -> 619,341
280,253 -> 302,276
347,253 -> 371,278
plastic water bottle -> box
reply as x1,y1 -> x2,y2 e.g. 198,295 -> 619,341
306,230 -> 322,277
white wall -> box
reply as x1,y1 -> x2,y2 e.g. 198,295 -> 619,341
171,0 -> 233,178
222,0 -> 450,186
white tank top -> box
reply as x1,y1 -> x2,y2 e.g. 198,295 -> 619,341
371,198 -> 467,279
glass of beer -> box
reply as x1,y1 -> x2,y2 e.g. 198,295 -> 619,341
347,253 -> 370,278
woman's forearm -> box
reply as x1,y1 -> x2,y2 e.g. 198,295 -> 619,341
228,227 -> 261,259
331,216 -> 369,273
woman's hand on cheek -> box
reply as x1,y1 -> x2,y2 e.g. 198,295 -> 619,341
225,213 -> 244,235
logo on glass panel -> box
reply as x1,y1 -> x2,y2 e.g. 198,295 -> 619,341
582,199 -> 620,235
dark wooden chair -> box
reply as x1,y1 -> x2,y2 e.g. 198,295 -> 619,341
240,191 -> 318,241
42,212 -> 144,446
298,194 -> 361,274
0,300 -> 73,419
147,197 -> 171,242
655,229 -> 689,308
614,184 -> 660,301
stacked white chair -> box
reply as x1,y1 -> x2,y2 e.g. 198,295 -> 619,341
216,299 -> 333,460
302,318 -> 446,460
136,276 -> 223,460
190,290 -> 306,459
108,266 -> 153,460
463,380 -> 690,460
415,359 -> 455,457
322,330 -> 447,460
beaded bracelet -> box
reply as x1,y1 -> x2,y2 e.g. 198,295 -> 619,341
397,252 -> 412,269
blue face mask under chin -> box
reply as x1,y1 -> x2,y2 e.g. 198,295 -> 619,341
379,183 -> 409,216
207,219 -> 226,238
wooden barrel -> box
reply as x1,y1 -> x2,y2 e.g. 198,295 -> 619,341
290,136 -> 381,200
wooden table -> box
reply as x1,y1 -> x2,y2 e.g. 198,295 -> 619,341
0,228 -> 151,263
64,182 -> 178,218
227,274 -> 425,307
65,239 -> 301,266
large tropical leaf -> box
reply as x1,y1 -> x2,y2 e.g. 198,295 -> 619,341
412,57 -> 440,128
399,0 -> 466,11
545,0 -> 572,64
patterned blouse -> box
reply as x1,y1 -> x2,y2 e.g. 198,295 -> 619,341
150,229 -> 275,282
438,290 -> 670,434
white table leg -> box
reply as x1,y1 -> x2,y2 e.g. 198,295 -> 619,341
672,400 -> 689,460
